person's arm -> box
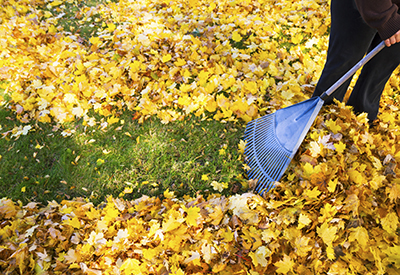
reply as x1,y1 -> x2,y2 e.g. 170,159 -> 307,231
354,0 -> 400,46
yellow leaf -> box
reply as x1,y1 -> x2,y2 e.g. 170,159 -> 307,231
370,247 -> 385,274
291,33 -> 303,44
212,263 -> 227,273
164,189 -> 175,199
335,141 -> 346,153
325,119 -> 341,134
50,0 -> 63,7
261,228 -> 279,243
103,203 -> 120,224
205,98 -> 217,113
143,248 -> 157,261
183,251 -> 201,265
0,199 -> 18,219
209,206 -> 224,225
64,249 -> 79,263
383,245 -> 400,269
297,213 -> 312,229
21,186 -> 26,193
183,206 -> 201,227
303,162 -> 314,176
201,174 -> 209,181
249,246 -> 271,267
349,226 -> 369,248
201,242 -> 216,263
294,235 -> 313,257
107,22 -> 116,32
348,169 -> 364,185
220,228 -> 234,242
305,186 -> 321,199
326,244 -> 336,260
274,254 -> 295,274
89,36 -> 101,46
162,209 -> 185,232
228,193 -> 259,224
232,30 -> 242,42
107,115 -> 119,125
317,222 -> 337,245
327,178 -> 338,193
162,54 -> 172,63
281,90 -> 294,100
211,181 -> 227,192
309,141 -> 322,157
174,58 -> 186,66
370,156 -> 383,170
208,2 -> 216,11
86,207 -> 100,220
66,216 -> 81,229
381,212 -> 399,234
238,140 -> 246,154
120,258 -> 142,274
343,193 -> 360,215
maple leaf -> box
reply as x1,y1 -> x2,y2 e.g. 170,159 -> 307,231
120,258 -> 144,274
211,181 -> 228,192
162,209 -> 185,232
249,246 -> 271,267
275,254 -> 295,274
231,30 -> 242,42
294,235 -> 313,257
238,140 -> 247,154
183,206 -> 201,227
228,193 -> 259,224
0,198 -> 18,219
381,212 -> 399,234
317,222 -> 337,245
297,213 -> 312,229
63,215 -> 81,229
349,226 -> 369,248
325,118 -> 341,134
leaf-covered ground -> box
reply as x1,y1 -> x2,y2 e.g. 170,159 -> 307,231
2,0 -> 400,274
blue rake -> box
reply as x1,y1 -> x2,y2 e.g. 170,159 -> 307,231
244,41 -> 386,195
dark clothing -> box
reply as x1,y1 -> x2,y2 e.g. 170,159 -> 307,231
355,0 -> 400,40
312,0 -> 400,122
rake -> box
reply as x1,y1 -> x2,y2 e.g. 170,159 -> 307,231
244,41 -> 386,195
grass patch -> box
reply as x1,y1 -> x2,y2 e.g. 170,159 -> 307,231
40,0 -> 113,42
0,107 -> 246,205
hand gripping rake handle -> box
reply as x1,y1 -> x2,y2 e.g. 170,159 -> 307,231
320,41 -> 386,101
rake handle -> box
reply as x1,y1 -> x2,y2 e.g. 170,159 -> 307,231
320,41 -> 386,101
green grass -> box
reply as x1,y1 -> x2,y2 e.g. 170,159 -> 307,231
41,0 -> 114,42
0,106 -> 246,205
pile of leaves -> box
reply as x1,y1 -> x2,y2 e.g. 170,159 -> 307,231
2,0 -> 400,274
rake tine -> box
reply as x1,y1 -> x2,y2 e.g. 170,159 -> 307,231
256,180 -> 272,194
265,152 -> 289,175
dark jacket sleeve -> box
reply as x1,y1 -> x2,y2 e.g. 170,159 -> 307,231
354,0 -> 400,40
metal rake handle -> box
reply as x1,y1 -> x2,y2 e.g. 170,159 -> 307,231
320,41 -> 386,101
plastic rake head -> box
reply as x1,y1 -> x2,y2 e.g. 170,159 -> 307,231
243,97 -> 324,195
244,114 -> 292,194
